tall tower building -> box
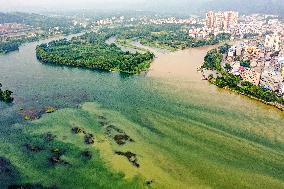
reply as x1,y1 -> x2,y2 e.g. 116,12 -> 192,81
206,11 -> 215,29
206,11 -> 239,31
223,11 -> 239,30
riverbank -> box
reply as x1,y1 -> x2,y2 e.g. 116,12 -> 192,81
201,68 -> 284,111
0,31 -> 86,55
226,86 -> 284,111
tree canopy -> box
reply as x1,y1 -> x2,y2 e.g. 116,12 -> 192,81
0,83 -> 13,103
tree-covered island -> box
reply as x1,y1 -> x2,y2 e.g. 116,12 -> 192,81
36,31 -> 155,74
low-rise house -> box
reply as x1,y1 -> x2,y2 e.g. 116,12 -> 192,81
264,34 -> 281,51
259,70 -> 283,91
280,82 -> 284,95
230,62 -> 241,75
228,46 -> 236,57
236,46 -> 242,56
239,68 -> 261,85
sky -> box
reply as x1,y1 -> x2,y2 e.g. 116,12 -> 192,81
1,0 -> 281,15
0,0 -> 205,12
0,0 -> 149,11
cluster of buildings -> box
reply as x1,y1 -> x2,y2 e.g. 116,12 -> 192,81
95,16 -> 199,26
145,17 -> 197,25
96,16 -> 126,26
0,23 -> 33,35
188,11 -> 284,41
233,14 -> 284,39
72,19 -> 89,28
188,11 -> 239,39
0,23 -> 43,42
96,18 -> 114,26
223,35 -> 284,97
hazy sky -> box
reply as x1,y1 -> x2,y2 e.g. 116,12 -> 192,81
0,0 -> 206,12
0,0 -> 150,11
0,0 -> 283,16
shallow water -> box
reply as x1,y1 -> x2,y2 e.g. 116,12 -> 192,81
0,36 -> 283,189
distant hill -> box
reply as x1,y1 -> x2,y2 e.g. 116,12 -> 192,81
0,12 -> 23,24
1,0 -> 283,19
0,12 -> 72,29
141,0 -> 284,17
200,0 -> 284,16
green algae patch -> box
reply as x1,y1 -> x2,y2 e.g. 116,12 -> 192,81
1,101 -> 284,189
45,106 -> 56,114
0,107 -> 147,189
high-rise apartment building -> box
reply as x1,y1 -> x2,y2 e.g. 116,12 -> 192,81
206,11 -> 239,31
264,34 -> 281,51
206,11 -> 215,29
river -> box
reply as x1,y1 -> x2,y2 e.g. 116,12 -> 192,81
0,36 -> 283,189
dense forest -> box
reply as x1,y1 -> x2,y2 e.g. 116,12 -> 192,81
0,40 -> 19,54
0,35 -> 44,54
36,32 -> 155,74
0,83 -> 13,103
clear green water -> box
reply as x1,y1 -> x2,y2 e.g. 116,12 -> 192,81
0,37 -> 283,189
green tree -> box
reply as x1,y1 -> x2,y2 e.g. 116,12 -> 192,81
0,83 -> 14,103
224,63 -> 232,72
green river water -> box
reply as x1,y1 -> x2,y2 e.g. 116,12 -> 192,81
0,36 -> 283,189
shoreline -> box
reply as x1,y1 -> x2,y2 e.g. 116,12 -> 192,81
0,31 -> 86,56
201,69 -> 284,111
225,87 -> 284,111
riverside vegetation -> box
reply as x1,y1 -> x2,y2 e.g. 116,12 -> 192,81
0,40 -> 20,54
0,12 -> 85,54
0,36 -> 43,54
0,82 -> 13,103
36,31 -> 155,74
102,25 -> 231,51
202,45 -> 284,108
